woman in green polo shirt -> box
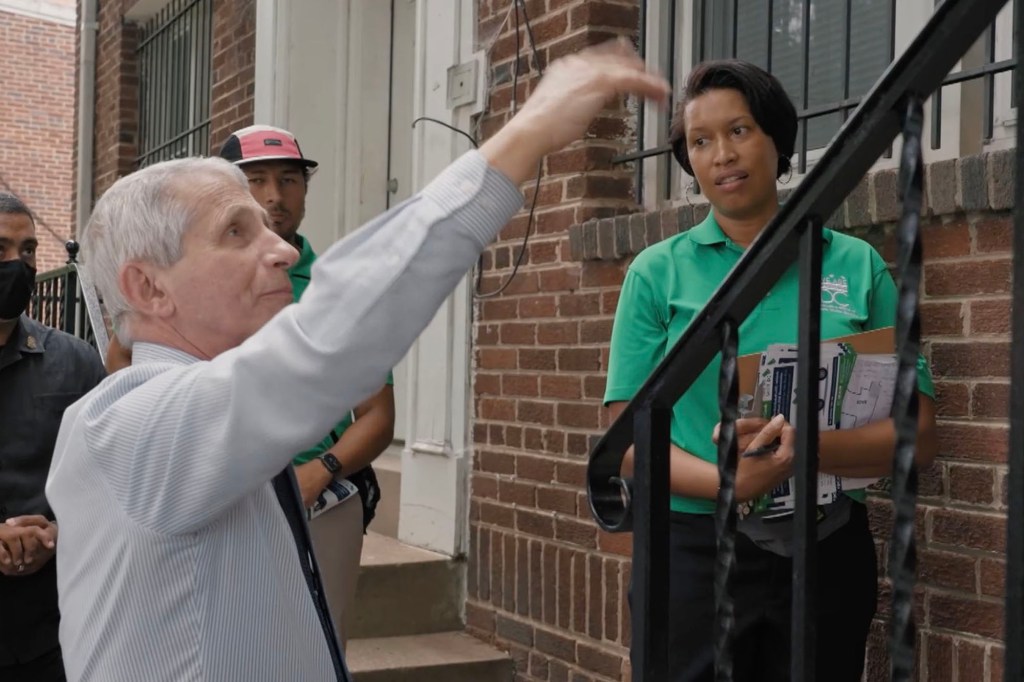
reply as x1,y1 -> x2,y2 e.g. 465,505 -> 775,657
605,60 -> 938,682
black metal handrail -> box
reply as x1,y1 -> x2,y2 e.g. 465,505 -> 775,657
587,1 -> 1019,681
27,241 -> 99,350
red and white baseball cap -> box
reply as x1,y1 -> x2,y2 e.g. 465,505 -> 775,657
218,124 -> 318,170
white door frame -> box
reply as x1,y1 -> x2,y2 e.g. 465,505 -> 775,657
254,0 -> 478,557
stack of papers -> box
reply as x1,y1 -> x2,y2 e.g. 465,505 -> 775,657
746,343 -> 897,518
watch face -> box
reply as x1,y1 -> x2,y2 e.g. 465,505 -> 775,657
322,454 -> 342,473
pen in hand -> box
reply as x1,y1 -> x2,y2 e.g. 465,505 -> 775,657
742,439 -> 782,459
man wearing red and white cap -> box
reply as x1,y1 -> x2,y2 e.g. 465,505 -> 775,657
219,124 -> 396,646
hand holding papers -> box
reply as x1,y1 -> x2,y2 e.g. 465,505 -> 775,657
737,327 -> 897,519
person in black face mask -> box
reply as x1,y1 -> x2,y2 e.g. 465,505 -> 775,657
0,192 -> 106,682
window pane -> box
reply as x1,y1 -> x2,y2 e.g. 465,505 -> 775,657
700,0 -> 894,155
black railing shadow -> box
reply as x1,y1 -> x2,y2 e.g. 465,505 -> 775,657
586,1 -> 1024,681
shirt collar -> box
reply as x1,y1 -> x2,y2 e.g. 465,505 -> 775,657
131,342 -> 203,367
688,210 -> 833,246
289,233 -> 317,278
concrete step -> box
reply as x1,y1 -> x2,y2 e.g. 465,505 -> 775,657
371,449 -> 401,539
346,631 -> 513,682
350,532 -> 464,639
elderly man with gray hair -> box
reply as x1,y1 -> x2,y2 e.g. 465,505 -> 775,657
44,43 -> 669,682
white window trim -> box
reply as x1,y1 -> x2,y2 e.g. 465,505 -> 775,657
641,0 -> 1011,209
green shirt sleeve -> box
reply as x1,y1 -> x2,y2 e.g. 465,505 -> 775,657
866,254 -> 935,398
605,268 -> 667,404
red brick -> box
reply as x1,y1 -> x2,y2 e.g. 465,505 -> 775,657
518,454 -> 557,482
502,374 -> 537,397
570,1 -> 640,30
519,348 -> 557,370
541,375 -> 582,399
479,347 -> 518,369
480,500 -> 515,527
969,299 -> 1012,334
584,377 -> 609,403
517,508 -> 554,538
924,259 -> 1011,296
934,381 -> 969,417
479,397 -> 517,421
557,402 -> 601,428
948,464 -> 997,505
972,382 -> 1010,420
559,292 -> 602,316
917,548 -> 976,593
930,508 -> 1006,553
529,239 -> 559,264
924,633 -> 953,682
565,174 -> 633,201
537,486 -> 578,515
980,557 -> 1005,597
479,450 -> 516,475
974,216 -> 1012,253
581,260 -> 627,288
518,400 -> 555,425
576,641 -> 622,678
936,422 -> 1008,462
519,294 -> 559,318
547,145 -> 618,175
920,301 -> 965,336
929,592 -> 1004,639
473,473 -> 500,500
559,347 -> 602,371
921,217 -> 971,259
538,321 -> 580,345
931,342 -> 1010,378
500,478 -> 537,506
482,298 -> 519,320
475,373 -> 502,396
539,265 -> 582,291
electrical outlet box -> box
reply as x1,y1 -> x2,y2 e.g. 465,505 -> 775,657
447,59 -> 479,109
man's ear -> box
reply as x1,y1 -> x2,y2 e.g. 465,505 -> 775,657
119,262 -> 175,319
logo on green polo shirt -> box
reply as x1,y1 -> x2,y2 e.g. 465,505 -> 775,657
821,274 -> 853,315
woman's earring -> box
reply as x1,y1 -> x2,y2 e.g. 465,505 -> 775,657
684,182 -> 695,207
779,167 -> 793,185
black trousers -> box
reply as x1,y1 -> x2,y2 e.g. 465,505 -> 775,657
636,501 -> 878,682
0,646 -> 66,682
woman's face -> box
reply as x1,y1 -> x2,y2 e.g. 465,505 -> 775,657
683,88 -> 781,224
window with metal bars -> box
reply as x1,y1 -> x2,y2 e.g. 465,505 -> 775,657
634,0 -> 1018,206
135,0 -> 213,168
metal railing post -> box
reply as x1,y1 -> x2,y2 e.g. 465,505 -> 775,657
631,403 -> 672,681
792,216 -> 823,682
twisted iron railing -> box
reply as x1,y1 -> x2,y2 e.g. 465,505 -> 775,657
28,240 -> 101,351
586,1 -> 1022,680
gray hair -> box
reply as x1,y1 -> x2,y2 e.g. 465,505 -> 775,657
82,157 -> 247,342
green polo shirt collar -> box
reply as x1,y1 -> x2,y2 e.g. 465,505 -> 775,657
288,234 -> 317,302
688,210 -> 834,247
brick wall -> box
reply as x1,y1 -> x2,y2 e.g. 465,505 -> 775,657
89,0 -> 255,202
467,2 -> 1014,680
0,6 -> 78,271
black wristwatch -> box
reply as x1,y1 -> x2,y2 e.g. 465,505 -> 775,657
318,453 -> 342,475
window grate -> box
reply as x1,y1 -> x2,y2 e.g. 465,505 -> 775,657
135,0 -> 214,168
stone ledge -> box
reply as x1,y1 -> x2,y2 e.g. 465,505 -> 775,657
568,148 -> 1016,262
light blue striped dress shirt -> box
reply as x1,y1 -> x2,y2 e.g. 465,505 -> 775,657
45,151 -> 523,681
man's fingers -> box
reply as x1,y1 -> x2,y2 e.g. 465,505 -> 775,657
604,67 -> 671,102
736,418 -> 769,434
6,515 -> 50,529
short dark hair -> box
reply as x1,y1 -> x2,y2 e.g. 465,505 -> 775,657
0,192 -> 34,223
669,60 -> 798,179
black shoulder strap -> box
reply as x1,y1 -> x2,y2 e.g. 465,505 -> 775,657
271,467 -> 350,681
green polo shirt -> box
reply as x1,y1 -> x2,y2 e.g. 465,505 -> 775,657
290,234 -> 394,465
605,212 -> 934,514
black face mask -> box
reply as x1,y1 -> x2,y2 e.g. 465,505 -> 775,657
0,259 -> 36,321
